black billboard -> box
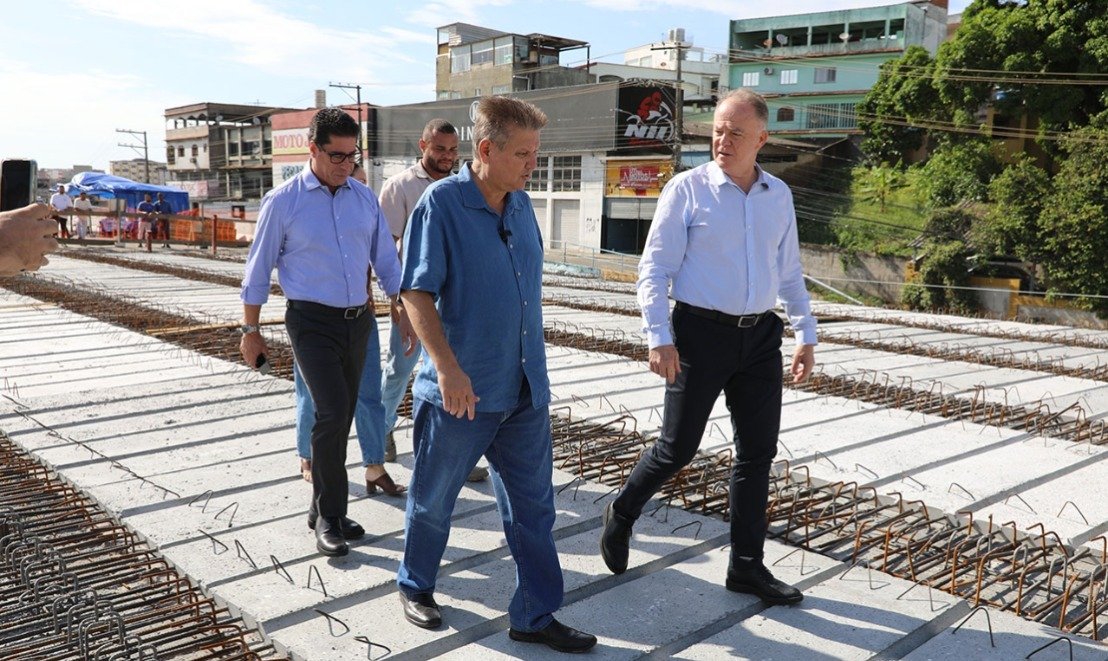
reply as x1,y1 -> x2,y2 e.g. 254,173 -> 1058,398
615,85 -> 677,153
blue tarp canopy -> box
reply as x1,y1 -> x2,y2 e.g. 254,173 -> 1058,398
67,172 -> 189,213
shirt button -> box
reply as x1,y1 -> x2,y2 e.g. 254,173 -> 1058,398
522,358 -> 527,363
523,330 -> 528,335
517,272 -> 522,276
523,301 -> 528,306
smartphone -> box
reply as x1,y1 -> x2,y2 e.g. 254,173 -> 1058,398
255,354 -> 271,375
0,159 -> 38,212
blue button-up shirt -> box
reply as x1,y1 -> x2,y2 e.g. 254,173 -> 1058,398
401,164 -> 548,412
241,164 -> 401,307
638,162 -> 817,348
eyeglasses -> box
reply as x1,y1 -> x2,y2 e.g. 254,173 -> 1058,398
320,148 -> 360,164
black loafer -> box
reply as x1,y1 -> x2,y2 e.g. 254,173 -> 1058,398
725,563 -> 803,605
399,591 -> 442,629
599,502 -> 633,575
509,618 -> 597,653
308,513 -> 365,540
314,517 -> 349,557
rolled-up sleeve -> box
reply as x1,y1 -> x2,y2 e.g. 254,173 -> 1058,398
637,181 -> 689,348
775,189 -> 817,346
401,196 -> 446,298
241,193 -> 284,305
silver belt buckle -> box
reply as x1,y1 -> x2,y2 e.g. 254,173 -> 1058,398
737,313 -> 759,328
344,306 -> 360,319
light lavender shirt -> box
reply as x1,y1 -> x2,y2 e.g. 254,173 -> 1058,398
638,161 -> 817,348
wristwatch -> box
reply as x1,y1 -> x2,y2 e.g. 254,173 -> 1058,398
239,323 -> 261,335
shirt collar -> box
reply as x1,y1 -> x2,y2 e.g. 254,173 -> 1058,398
707,161 -> 769,191
414,162 -> 432,180
299,161 -> 350,192
458,162 -> 523,214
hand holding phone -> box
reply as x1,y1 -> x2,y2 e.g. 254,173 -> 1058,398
255,353 -> 271,375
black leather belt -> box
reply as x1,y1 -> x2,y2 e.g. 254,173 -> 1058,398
286,299 -> 368,319
675,301 -> 767,328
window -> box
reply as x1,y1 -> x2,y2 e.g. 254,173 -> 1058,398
742,71 -> 760,87
494,37 -> 514,65
166,147 -> 175,165
551,155 -> 582,192
806,103 -> 857,129
177,147 -> 185,157
472,41 -> 494,66
450,45 -> 471,73
191,145 -> 199,157
777,107 -> 795,122
492,84 -> 510,94
228,142 -> 239,156
637,56 -> 652,67
473,88 -> 482,96
526,156 -> 549,192
780,69 -> 798,85
814,67 -> 837,83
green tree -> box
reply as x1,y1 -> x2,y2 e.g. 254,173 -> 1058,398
1037,126 -> 1108,316
919,139 -> 1001,207
935,0 -> 1108,139
971,157 -> 1051,262
857,165 -> 906,212
858,46 -> 940,164
902,208 -> 978,313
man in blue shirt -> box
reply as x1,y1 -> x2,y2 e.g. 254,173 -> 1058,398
396,96 -> 595,653
601,89 -> 817,605
240,108 -> 410,558
136,194 -> 155,251
152,192 -> 173,248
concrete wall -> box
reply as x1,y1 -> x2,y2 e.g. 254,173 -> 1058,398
800,243 -> 907,302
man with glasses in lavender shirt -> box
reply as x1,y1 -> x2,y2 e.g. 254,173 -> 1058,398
240,107 -> 410,558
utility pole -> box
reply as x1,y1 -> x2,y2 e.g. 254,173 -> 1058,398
116,128 -> 149,182
329,82 -> 365,161
651,39 -> 687,171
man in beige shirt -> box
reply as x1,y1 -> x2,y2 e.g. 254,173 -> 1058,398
377,119 -> 487,481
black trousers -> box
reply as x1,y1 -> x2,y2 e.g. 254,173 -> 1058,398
285,301 -> 373,518
613,304 -> 784,564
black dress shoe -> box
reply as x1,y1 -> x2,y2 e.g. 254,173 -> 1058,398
599,502 -> 633,574
725,563 -> 803,605
314,517 -> 349,557
307,513 -> 365,540
509,618 -> 597,654
399,591 -> 442,629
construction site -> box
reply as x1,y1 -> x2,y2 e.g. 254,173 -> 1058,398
1,244 -> 1106,660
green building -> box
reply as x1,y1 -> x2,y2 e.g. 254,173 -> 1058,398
726,1 -> 948,138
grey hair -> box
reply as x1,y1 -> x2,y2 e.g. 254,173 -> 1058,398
718,88 -> 769,126
472,96 -> 547,153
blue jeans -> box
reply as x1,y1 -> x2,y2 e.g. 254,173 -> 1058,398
294,320 -> 385,466
397,381 -> 563,632
380,321 -> 421,433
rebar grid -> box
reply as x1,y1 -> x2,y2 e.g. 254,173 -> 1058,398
0,435 -> 284,660
548,407 -> 1107,642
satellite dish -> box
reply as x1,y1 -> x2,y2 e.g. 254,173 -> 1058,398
839,32 -> 851,41
775,34 -> 788,45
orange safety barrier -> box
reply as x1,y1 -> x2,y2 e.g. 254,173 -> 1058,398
166,217 -> 237,243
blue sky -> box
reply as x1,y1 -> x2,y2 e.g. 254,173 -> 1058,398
1,0 -> 969,170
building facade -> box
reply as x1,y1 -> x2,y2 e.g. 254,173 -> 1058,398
436,22 -> 591,99
374,81 -> 676,254
269,104 -> 374,188
109,159 -> 168,185
726,1 -> 947,137
164,102 -> 297,201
